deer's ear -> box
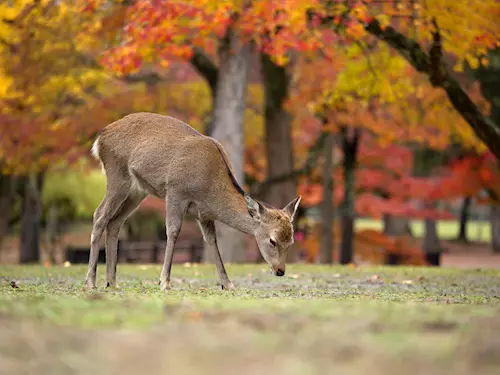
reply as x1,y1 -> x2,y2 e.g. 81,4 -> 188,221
245,194 -> 263,221
283,195 -> 302,222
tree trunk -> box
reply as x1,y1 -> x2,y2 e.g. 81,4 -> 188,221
256,53 -> 297,262
20,173 -> 44,263
383,215 -> 412,236
44,203 -> 59,264
457,196 -> 471,242
204,26 -> 250,264
423,218 -> 442,254
0,173 -> 17,261
490,206 -> 500,253
339,128 -> 360,265
260,53 -> 296,209
319,132 -> 335,264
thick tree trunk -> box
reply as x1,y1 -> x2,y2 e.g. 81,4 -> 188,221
257,53 -> 297,262
339,128 -> 359,265
319,132 -> 335,264
490,206 -> 500,253
260,53 -> 296,209
457,196 -> 471,242
20,173 -> 44,263
204,27 -> 250,264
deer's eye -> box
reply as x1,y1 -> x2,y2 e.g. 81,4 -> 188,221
269,238 -> 277,247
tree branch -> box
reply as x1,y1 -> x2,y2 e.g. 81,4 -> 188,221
363,18 -> 500,160
189,47 -> 218,96
121,71 -> 162,85
250,116 -> 329,196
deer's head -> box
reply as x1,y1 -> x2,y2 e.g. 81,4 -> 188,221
244,194 -> 302,276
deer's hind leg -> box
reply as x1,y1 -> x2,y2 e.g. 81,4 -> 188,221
197,219 -> 235,291
159,194 -> 190,291
104,192 -> 146,288
85,170 -> 132,289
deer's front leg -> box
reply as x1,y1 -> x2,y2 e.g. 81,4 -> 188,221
197,219 -> 235,291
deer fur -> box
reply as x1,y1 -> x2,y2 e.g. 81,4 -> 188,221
85,112 -> 301,291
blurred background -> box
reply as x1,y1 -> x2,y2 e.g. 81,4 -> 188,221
1,0 -> 499,269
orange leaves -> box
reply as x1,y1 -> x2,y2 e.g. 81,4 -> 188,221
428,152 -> 500,204
94,0 -> 332,74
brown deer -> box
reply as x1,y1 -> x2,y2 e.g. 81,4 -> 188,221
85,112 -> 301,291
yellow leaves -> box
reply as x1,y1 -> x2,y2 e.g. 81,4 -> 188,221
377,14 -> 391,31
453,62 -> 464,73
465,53 -> 480,70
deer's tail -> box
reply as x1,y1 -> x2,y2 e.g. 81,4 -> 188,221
91,137 -> 105,175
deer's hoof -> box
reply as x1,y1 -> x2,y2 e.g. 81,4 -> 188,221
221,282 -> 235,291
84,281 -> 97,290
159,280 -> 170,291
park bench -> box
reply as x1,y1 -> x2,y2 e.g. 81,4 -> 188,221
65,238 -> 204,264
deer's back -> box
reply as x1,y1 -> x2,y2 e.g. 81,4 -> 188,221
97,112 -> 232,199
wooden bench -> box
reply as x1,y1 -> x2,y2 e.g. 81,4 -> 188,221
65,239 -> 204,264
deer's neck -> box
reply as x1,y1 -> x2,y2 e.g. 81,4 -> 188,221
208,191 -> 256,235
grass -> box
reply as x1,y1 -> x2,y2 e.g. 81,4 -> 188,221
1,264 -> 500,375
356,218 -> 491,242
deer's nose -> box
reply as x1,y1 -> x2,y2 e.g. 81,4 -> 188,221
275,268 -> 285,277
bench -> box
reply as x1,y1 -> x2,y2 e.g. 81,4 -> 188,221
65,239 -> 204,264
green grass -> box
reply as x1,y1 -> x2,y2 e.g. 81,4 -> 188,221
356,218 -> 491,242
1,264 -> 500,375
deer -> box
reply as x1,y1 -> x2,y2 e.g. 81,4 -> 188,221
85,112 -> 302,291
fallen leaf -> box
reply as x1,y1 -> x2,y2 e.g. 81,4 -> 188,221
194,271 -> 200,276
289,274 -> 299,279
333,273 -> 341,278
183,262 -> 192,268
139,265 -> 149,270
43,260 -> 52,267
370,274 -> 381,281
402,280 -> 413,285
199,287 -> 207,291
10,281 -> 18,288
63,261 -> 71,267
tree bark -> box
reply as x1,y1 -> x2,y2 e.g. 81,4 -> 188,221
319,132 -> 335,264
0,172 -> 17,261
423,218 -> 442,254
204,26 -> 251,263
457,196 -> 471,242
383,215 -> 412,236
490,206 -> 500,253
259,53 -> 298,262
20,172 -> 44,263
44,203 -> 59,264
339,127 -> 360,265
260,53 -> 296,209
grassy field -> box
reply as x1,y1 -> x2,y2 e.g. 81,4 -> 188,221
1,264 -> 500,375
356,218 -> 491,242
